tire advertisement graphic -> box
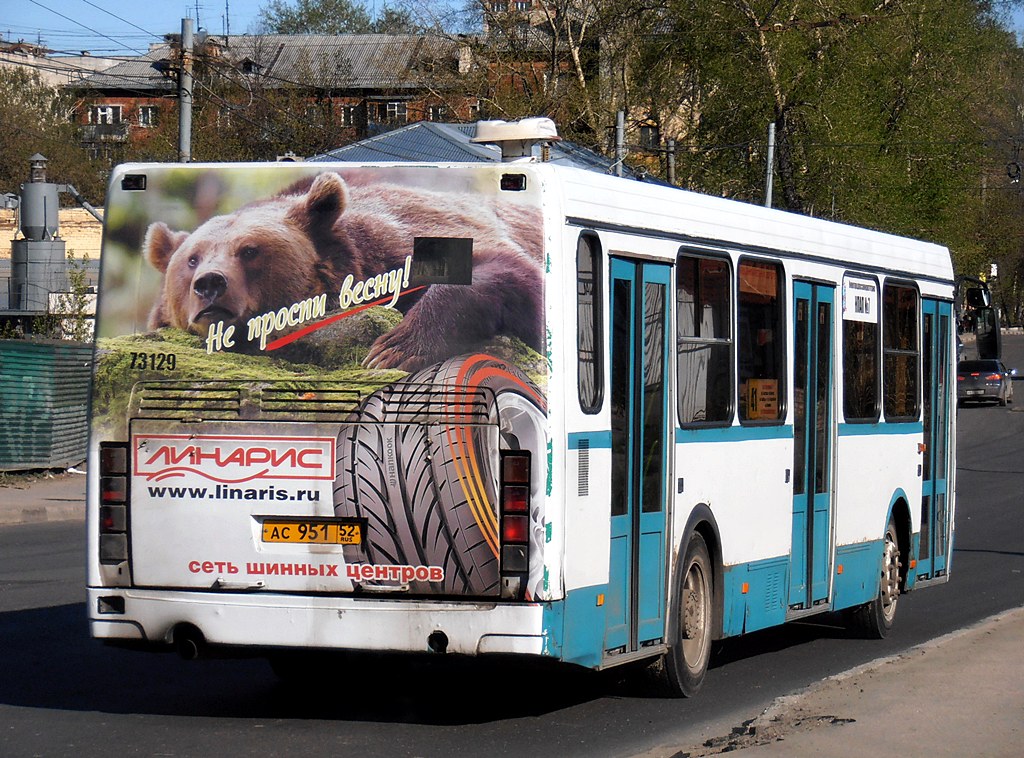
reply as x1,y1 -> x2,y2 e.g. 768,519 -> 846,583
334,355 -> 547,597
92,164 -> 547,598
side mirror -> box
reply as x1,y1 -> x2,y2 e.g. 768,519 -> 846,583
965,287 -> 990,308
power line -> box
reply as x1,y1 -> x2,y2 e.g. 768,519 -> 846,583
2,24 -> 154,41
76,0 -> 160,41
23,0 -> 144,54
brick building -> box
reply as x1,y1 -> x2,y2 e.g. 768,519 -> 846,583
66,34 -> 482,160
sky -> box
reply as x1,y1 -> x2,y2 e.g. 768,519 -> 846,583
2,0 -> 273,56
2,1 -> 1024,58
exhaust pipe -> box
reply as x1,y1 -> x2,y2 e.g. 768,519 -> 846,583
427,630 -> 449,654
173,624 -> 206,660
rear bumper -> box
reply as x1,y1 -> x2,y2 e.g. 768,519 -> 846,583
87,587 -> 549,657
957,387 -> 1001,401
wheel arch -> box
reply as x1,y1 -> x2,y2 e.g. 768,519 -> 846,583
679,503 -> 724,640
887,489 -> 912,591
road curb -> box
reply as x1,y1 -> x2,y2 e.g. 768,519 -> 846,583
0,471 -> 87,526
0,503 -> 85,526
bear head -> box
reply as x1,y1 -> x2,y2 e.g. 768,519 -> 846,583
144,172 -> 356,337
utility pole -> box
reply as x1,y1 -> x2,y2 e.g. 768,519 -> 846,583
178,18 -> 193,163
615,111 -> 625,178
667,139 -> 676,186
764,122 -> 776,208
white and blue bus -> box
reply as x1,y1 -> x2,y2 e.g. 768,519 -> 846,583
87,119 -> 955,696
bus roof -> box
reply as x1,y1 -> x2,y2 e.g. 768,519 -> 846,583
554,166 -> 953,284
106,159 -> 954,285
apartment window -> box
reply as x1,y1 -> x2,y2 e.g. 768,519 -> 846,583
639,124 -> 660,149
89,105 -> 121,124
428,104 -> 447,122
373,101 -> 407,124
138,105 -> 158,127
87,144 -> 116,161
677,252 -> 733,425
304,102 -> 328,120
340,105 -> 359,126
388,101 -> 407,123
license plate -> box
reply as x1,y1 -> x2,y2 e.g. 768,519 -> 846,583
261,520 -> 362,544
967,390 -> 982,395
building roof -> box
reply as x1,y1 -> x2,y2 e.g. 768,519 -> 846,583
69,45 -> 177,92
311,120 -> 666,183
0,41 -> 123,86
313,122 -> 499,162
70,34 -> 459,93
225,34 -> 457,90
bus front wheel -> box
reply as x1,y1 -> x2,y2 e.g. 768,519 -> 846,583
657,531 -> 713,697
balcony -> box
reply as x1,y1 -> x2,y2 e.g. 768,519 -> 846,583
79,122 -> 130,142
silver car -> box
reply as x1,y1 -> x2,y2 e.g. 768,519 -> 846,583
957,359 -> 1016,406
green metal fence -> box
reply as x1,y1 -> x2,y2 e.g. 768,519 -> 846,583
0,339 -> 92,471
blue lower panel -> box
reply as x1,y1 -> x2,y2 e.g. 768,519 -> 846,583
605,533 -> 629,651
832,540 -> 883,610
637,528 -> 665,643
542,585 -> 608,669
722,556 -> 789,637
907,532 -> 920,589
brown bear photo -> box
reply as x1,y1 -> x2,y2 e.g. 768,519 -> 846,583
143,171 -> 545,371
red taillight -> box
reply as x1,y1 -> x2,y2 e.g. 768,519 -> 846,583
503,454 -> 530,484
502,514 -> 529,543
101,476 -> 126,504
100,445 -> 126,474
98,442 -> 130,565
984,373 -> 1002,381
499,451 -> 531,599
503,485 -> 529,513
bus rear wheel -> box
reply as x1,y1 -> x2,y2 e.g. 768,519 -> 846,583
848,519 -> 901,638
657,531 -> 713,697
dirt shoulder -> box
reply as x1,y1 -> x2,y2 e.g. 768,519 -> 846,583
0,467 -> 86,525
648,607 -> 1024,757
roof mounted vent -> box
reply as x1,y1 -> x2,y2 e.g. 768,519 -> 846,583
471,117 -> 561,163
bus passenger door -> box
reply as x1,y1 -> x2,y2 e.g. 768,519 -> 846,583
605,258 -> 671,654
919,299 -> 952,578
790,281 -> 835,609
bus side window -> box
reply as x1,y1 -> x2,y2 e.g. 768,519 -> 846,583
882,281 -> 920,420
577,233 -> 603,413
842,276 -> 880,422
738,259 -> 785,422
677,252 -> 733,425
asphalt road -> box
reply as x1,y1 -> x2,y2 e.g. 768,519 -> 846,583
1,339 -> 1023,758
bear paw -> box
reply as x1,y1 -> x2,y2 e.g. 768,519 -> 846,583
364,327 -> 438,372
